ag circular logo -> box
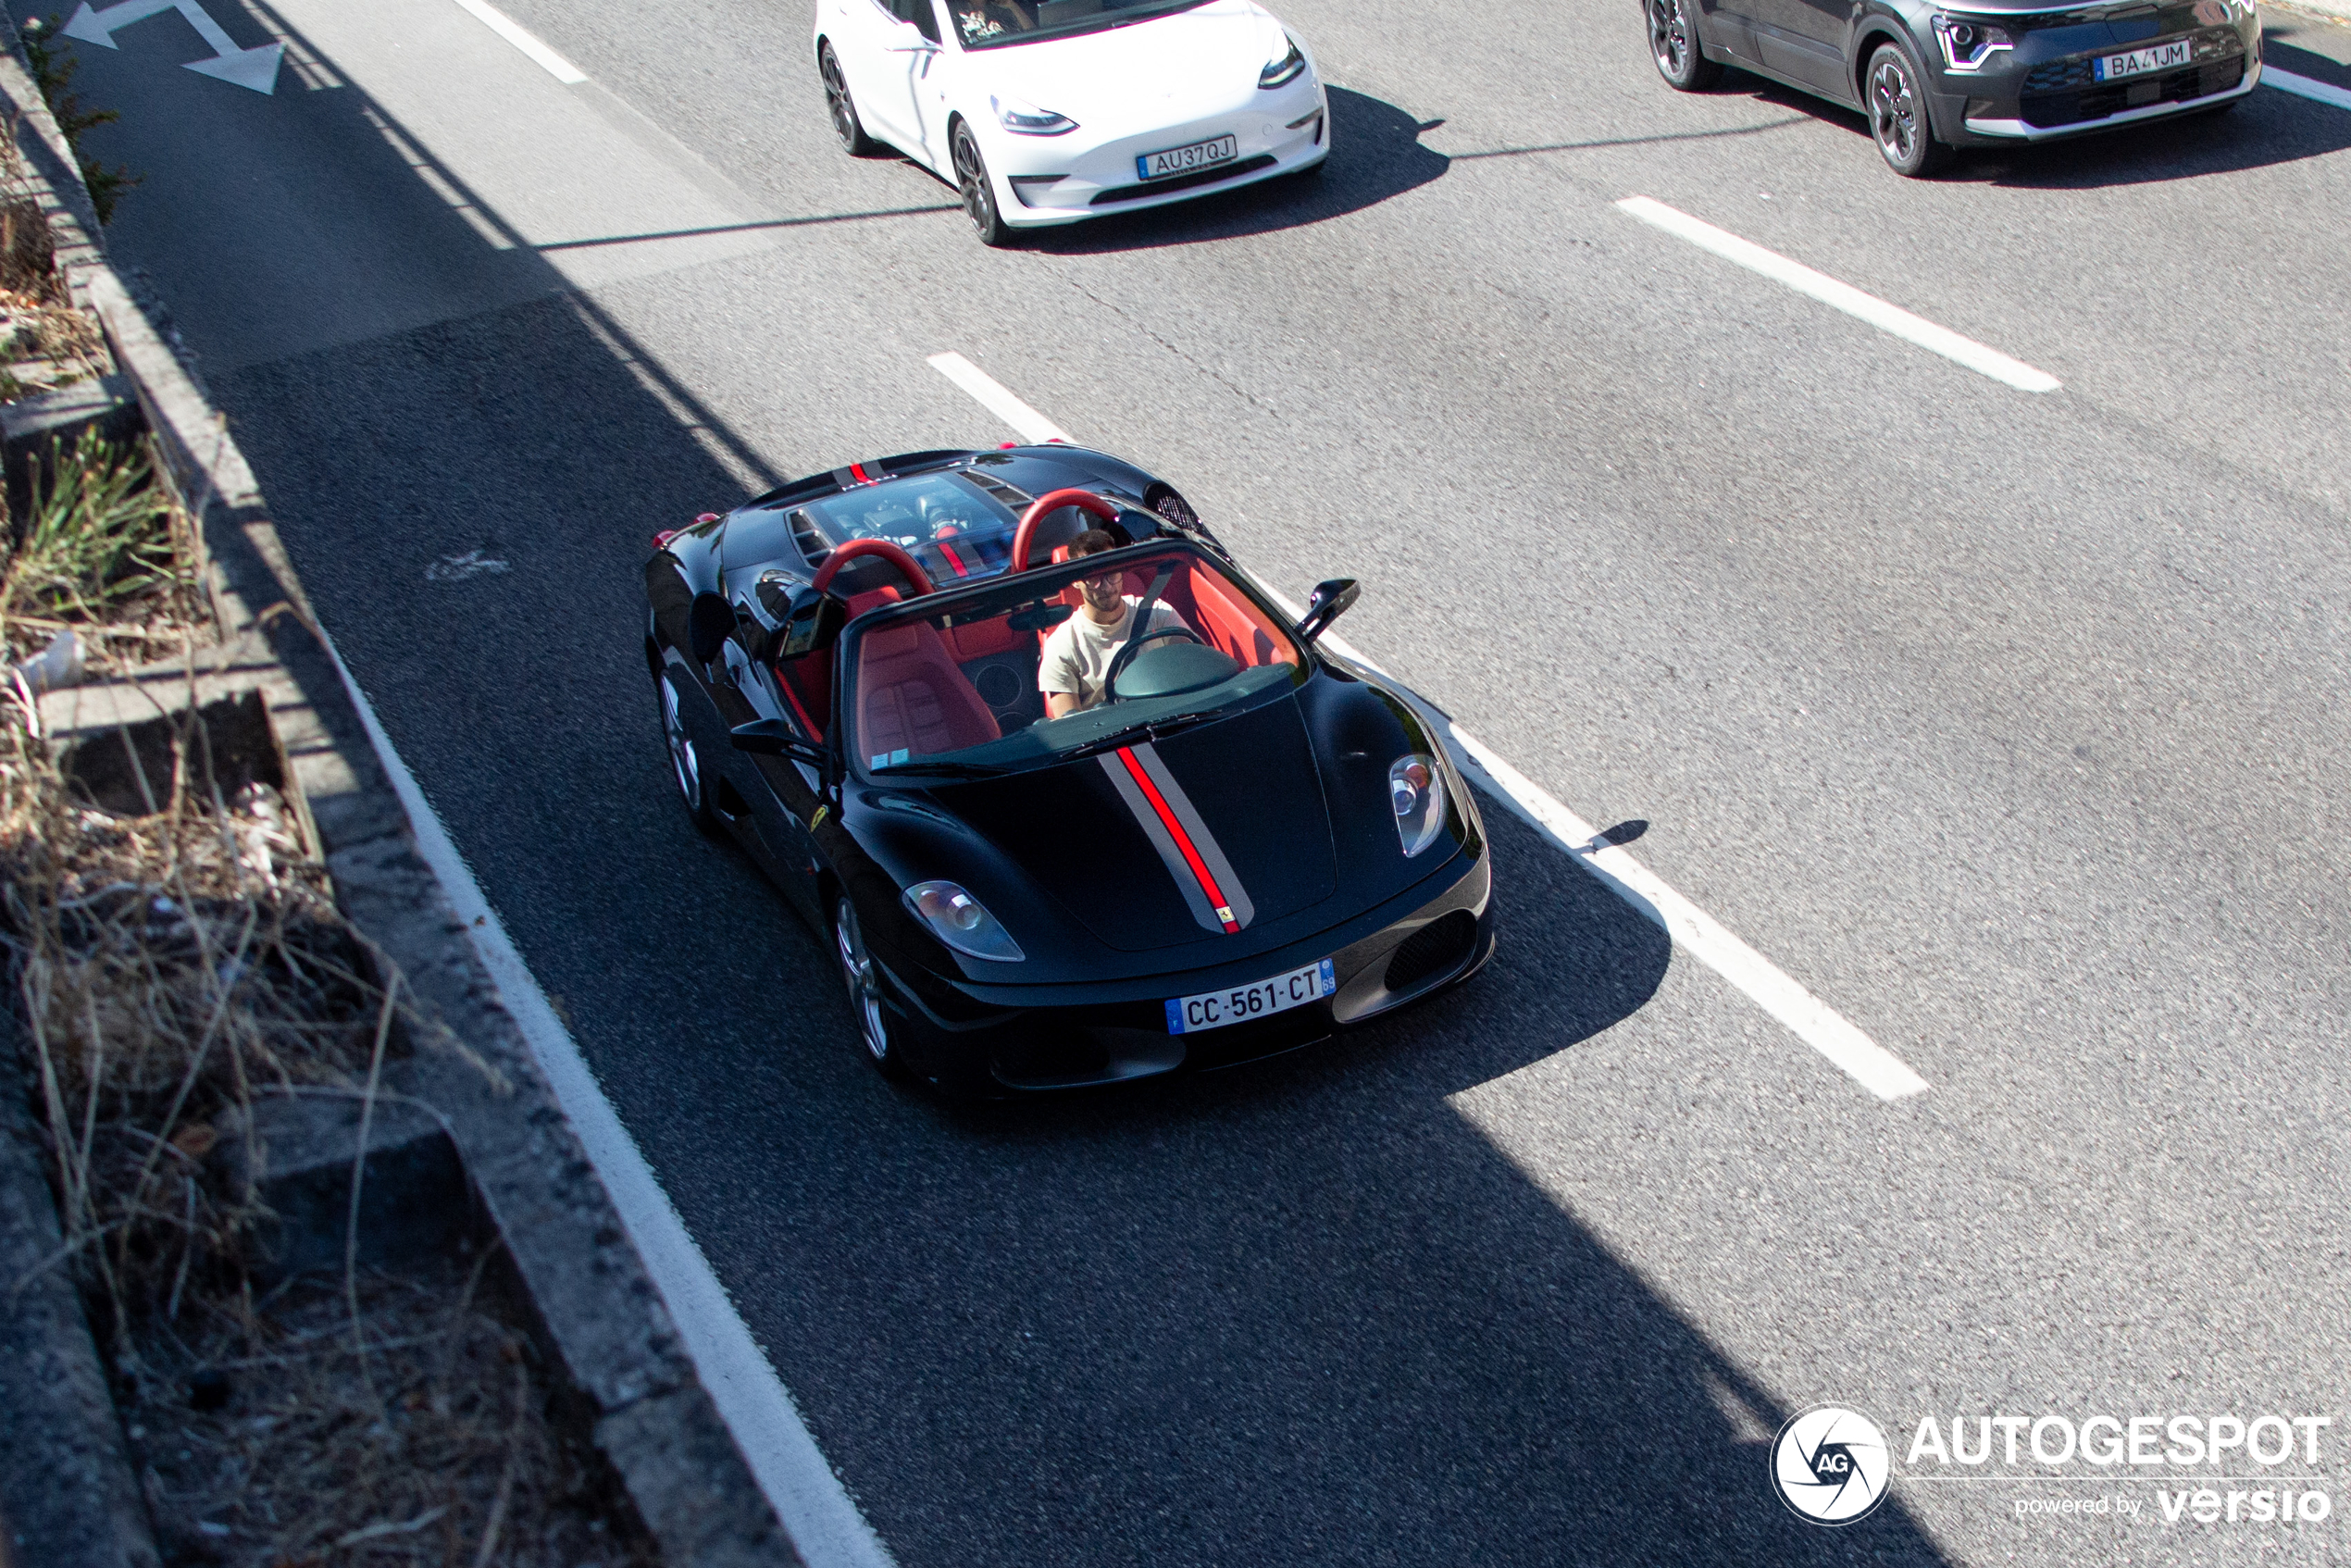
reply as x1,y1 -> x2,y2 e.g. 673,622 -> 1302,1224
1770,1405 -> 1893,1525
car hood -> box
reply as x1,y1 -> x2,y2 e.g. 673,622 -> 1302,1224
966,0 -> 1287,120
939,696 -> 1337,953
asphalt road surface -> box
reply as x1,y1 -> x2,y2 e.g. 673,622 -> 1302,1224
62,0 -> 2351,1561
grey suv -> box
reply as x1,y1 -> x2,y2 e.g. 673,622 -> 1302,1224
1645,0 -> 2263,175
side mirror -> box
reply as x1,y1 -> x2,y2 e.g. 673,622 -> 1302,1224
688,591 -> 732,665
1294,578 -> 1361,644
730,718 -> 828,767
776,583 -> 847,661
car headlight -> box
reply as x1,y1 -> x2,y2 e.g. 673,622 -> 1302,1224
1259,37 -> 1307,89
992,93 -> 1076,135
1932,16 -> 2013,70
1388,753 -> 1447,858
903,880 -> 1025,962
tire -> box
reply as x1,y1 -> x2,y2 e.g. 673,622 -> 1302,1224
657,653 -> 722,835
1865,40 -> 1949,177
1648,0 -> 1723,91
833,894 -> 904,1078
952,119 -> 1012,247
820,42 -> 877,156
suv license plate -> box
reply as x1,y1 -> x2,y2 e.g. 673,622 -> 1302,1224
1165,958 -> 1334,1035
2094,39 -> 2192,81
1138,134 -> 1238,181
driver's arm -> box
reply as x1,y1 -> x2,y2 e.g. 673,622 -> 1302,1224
1046,691 -> 1079,719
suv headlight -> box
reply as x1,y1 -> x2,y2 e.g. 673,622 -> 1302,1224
992,93 -> 1076,135
1932,16 -> 2014,70
903,880 -> 1025,961
1259,37 -> 1307,89
1388,754 -> 1447,858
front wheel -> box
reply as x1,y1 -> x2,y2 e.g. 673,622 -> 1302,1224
1866,41 -> 1949,177
1648,0 -> 1724,90
952,120 -> 1013,247
834,895 -> 903,1078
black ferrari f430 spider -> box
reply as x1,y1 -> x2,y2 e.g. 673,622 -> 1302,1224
643,443 -> 1494,1092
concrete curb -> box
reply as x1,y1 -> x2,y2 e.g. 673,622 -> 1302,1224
0,19 -> 802,1568
2267,0 -> 2351,26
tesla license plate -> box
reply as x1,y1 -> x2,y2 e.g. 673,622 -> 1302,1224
1165,958 -> 1335,1035
1138,134 -> 1238,181
2094,39 -> 2193,81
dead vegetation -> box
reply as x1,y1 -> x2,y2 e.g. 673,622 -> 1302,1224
3,398 -> 647,1568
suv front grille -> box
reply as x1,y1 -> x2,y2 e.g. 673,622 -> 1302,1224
2021,54 -> 2242,126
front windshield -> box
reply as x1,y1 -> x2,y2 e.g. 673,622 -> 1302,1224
843,543 -> 1304,779
800,474 -> 1020,587
952,0 -> 1213,49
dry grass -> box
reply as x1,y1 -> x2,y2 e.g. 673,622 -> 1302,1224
2,428 -> 210,669
3,452 -> 648,1566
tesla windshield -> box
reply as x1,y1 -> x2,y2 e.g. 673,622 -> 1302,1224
841,543 -> 1303,778
951,0 -> 1215,49
801,474 -> 1022,585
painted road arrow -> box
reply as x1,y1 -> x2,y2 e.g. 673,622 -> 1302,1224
61,0 -> 284,93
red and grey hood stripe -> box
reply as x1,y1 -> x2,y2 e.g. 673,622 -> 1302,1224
1101,742 -> 1255,935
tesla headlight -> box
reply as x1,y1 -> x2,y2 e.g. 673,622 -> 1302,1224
1259,37 -> 1307,88
903,880 -> 1025,962
1388,753 -> 1447,858
992,93 -> 1076,135
1932,16 -> 2014,70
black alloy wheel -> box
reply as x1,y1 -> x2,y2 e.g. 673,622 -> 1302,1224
1867,40 -> 1948,176
820,42 -> 877,156
1648,0 -> 1723,90
834,895 -> 902,1076
952,120 -> 1011,247
657,656 -> 720,834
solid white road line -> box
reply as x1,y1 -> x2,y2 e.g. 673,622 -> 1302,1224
927,352 -> 1075,444
1259,595 -> 1931,1104
318,633 -> 896,1568
1615,195 -> 2062,395
2268,67 -> 2351,112
447,0 -> 588,84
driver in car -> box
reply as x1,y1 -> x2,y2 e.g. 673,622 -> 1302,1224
1039,529 -> 1189,717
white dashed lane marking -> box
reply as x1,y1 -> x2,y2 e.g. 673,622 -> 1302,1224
1614,195 -> 2063,394
447,0 -> 587,83
932,351 -> 1932,1102
2268,67 -> 2351,112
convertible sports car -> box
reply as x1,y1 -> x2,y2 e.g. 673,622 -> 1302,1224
814,0 -> 1329,244
643,445 -> 1493,1093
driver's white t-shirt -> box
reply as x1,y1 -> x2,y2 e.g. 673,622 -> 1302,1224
1039,597 -> 1189,712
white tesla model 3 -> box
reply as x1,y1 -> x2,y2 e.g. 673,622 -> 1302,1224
815,0 -> 1330,244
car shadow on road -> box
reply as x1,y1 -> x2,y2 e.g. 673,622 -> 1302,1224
1025,85 -> 1449,254
1716,63 -> 2351,188
110,17 -> 1943,1562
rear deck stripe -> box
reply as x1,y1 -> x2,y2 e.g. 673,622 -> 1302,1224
1116,746 -> 1240,933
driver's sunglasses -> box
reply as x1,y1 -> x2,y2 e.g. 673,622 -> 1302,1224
1079,569 -> 1123,589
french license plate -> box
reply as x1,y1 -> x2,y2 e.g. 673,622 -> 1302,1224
2093,39 -> 2193,81
1138,134 -> 1238,181
1165,958 -> 1334,1035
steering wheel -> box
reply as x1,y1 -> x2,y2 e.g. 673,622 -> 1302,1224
1011,489 -> 1124,572
810,537 -> 934,598
1104,624 -> 1209,701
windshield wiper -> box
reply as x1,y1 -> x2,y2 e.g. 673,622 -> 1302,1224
870,760 -> 1009,778
1062,711 -> 1219,760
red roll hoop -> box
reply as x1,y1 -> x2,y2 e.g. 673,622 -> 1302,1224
810,537 -> 935,598
1011,489 -> 1125,572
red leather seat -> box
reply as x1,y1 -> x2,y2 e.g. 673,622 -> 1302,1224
856,606 -> 1001,760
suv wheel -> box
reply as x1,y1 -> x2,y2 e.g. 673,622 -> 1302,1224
819,42 -> 877,156
952,120 -> 1012,247
1649,0 -> 1723,91
1866,40 -> 1949,177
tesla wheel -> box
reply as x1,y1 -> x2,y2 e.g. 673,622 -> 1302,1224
820,42 -> 877,156
1648,0 -> 1723,90
1866,41 -> 1948,177
657,657 -> 721,834
833,894 -> 902,1077
952,120 -> 1012,248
